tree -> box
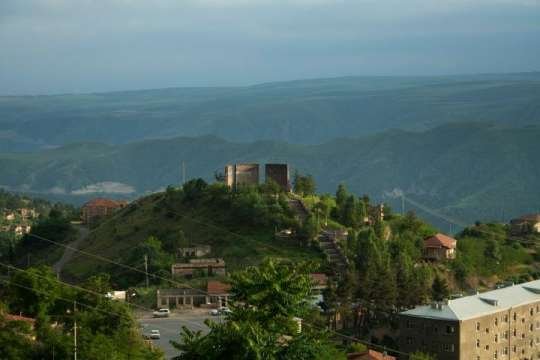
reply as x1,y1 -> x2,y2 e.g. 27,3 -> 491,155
431,276 -> 450,301
410,351 -> 436,360
172,258 -> 344,359
7,265 -> 60,317
293,172 -> 316,196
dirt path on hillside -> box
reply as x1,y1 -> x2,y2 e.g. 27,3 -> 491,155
53,225 -> 89,277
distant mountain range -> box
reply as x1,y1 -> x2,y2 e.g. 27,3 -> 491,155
1,72 -> 539,150
0,122 -> 539,227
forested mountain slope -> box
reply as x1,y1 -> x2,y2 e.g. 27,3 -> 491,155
1,72 -> 539,150
0,122 -> 538,225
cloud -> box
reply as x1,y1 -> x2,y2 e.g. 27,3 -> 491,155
71,182 -> 136,195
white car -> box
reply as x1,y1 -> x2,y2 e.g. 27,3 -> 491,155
152,308 -> 170,318
143,329 -> 161,340
209,309 -> 219,316
219,307 -> 232,315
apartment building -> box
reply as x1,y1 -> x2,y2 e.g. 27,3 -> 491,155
399,280 -> 540,360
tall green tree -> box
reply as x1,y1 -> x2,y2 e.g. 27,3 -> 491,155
172,258 -> 344,359
431,276 -> 450,302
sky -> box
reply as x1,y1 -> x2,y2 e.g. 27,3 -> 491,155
0,0 -> 539,95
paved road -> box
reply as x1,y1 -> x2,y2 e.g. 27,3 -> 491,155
53,225 -> 89,276
139,312 -> 213,359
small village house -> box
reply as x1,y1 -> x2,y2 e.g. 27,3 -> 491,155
178,245 -> 211,258
171,258 -> 226,278
207,280 -> 231,308
81,198 -> 126,224
423,233 -> 457,260
510,213 -> 540,235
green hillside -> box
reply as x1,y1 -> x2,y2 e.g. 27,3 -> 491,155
0,123 -> 539,227
61,183 -> 324,285
1,73 -> 539,149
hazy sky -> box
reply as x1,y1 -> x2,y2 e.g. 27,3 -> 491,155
1,0 -> 539,95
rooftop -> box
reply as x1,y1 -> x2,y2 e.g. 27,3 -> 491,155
512,214 -> 540,223
424,233 -> 457,249
401,279 -> 540,321
172,258 -> 226,268
83,198 -> 126,208
207,280 -> 231,295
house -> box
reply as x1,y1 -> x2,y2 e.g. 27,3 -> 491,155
310,273 -> 328,293
207,280 -> 231,307
81,198 -> 127,224
510,214 -> 540,235
178,245 -> 211,258
171,258 -> 226,278
5,213 -> 15,221
399,279 -> 540,360
347,350 -> 396,360
423,233 -> 457,260
156,288 -> 207,309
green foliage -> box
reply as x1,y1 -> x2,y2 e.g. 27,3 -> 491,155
0,309 -> 36,359
293,172 -> 316,196
454,223 -> 532,278
431,276 -> 450,302
410,351 -> 436,360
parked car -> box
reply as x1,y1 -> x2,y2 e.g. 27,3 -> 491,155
219,307 -> 232,315
152,308 -> 170,318
209,309 -> 219,316
143,329 -> 161,340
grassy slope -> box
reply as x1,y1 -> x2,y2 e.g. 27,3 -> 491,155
62,192 -> 324,281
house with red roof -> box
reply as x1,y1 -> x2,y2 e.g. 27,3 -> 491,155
207,280 -> 231,308
423,233 -> 457,260
81,198 -> 127,224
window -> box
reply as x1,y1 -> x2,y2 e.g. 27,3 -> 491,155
477,339 -> 481,348
522,317 -> 526,323
495,334 -> 498,343
477,322 -> 481,331
446,325 -> 455,334
514,313 -> 517,321
486,328 -> 490,334
503,347 -> 509,355
531,308 -> 535,316
531,339 -> 534,348
494,350 -> 498,359
443,343 -> 454,352
485,345 -> 490,351
495,317 -> 499,326
504,330 -> 509,339
523,333 -> 526,339
406,337 -> 413,345
406,320 -> 414,329
504,314 -> 508,323
514,328 -> 517,336
513,346 -> 517,353
531,324 -> 534,332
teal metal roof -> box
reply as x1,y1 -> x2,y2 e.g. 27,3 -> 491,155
401,279 -> 540,321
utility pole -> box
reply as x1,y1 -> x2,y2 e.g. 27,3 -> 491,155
73,301 -> 77,360
144,254 -> 149,289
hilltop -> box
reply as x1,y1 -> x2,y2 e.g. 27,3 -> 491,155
1,72 -> 539,150
58,183 -> 325,286
1,122 -> 539,226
